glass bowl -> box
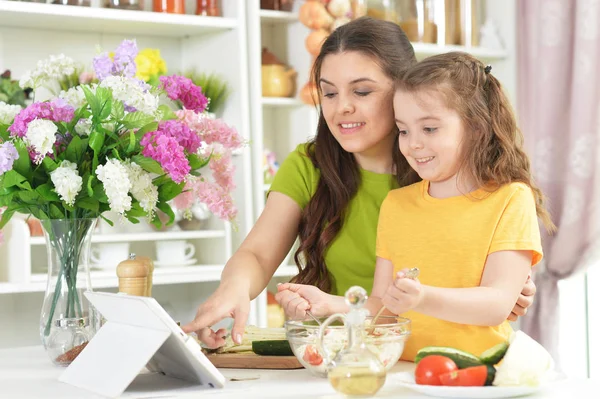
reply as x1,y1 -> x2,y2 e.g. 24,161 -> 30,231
285,315 -> 411,377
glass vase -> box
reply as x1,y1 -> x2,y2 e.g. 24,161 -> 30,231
39,218 -> 99,367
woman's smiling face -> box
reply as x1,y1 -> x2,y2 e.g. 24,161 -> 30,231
319,51 -> 397,157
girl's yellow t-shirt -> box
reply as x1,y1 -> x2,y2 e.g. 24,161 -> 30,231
376,180 -> 543,361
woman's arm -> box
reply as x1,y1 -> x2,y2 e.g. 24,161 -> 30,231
414,250 -> 532,326
182,192 -> 301,344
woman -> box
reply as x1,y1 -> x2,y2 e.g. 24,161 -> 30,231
182,17 -> 536,348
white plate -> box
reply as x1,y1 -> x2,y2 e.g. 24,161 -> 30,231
393,372 -> 545,399
154,258 -> 196,267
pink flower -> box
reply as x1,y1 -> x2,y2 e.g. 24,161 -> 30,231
8,101 -> 74,138
158,120 -> 201,153
141,131 -> 190,183
192,180 -> 237,222
210,154 -> 235,192
160,75 -> 208,113
173,184 -> 195,210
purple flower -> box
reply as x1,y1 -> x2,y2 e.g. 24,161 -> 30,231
113,39 -> 138,78
159,75 -> 208,113
158,120 -> 201,153
0,142 -> 19,174
93,53 -> 113,81
141,131 -> 190,183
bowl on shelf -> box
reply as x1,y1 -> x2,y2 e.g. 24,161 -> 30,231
285,315 -> 410,378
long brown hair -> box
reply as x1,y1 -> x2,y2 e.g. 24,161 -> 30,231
395,52 -> 555,232
291,17 -> 418,292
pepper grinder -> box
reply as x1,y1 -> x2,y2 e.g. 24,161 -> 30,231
135,255 -> 155,297
116,253 -> 149,296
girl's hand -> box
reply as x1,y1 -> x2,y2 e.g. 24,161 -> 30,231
508,274 -> 536,321
275,283 -> 331,319
382,269 -> 424,315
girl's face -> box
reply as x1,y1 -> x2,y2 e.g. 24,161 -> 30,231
393,89 -> 467,186
319,51 -> 396,157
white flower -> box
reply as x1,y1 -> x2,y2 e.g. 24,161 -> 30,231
74,118 -> 92,136
0,102 -> 22,125
50,160 -> 82,206
96,158 -> 132,214
20,54 -> 77,90
59,86 -> 88,109
99,76 -> 159,116
25,119 -> 57,160
124,161 -> 158,217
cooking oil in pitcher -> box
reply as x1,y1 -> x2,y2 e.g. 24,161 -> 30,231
329,366 -> 386,396
318,286 -> 387,397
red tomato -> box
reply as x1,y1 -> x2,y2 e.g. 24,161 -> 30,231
415,355 -> 458,385
302,345 -> 323,366
439,365 -> 488,387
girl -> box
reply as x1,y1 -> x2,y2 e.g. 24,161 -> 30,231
183,18 -> 537,349
279,51 -> 555,361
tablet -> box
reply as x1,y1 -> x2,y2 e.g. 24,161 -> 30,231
84,291 -> 226,390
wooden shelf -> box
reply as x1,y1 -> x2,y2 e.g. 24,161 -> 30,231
412,43 -> 508,60
0,2 -> 237,38
0,265 -> 298,294
259,10 -> 298,24
261,97 -> 307,107
29,230 -> 227,246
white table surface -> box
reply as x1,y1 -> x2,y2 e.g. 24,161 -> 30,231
0,346 -> 596,398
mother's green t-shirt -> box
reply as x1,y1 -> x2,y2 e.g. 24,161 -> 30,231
269,144 -> 398,296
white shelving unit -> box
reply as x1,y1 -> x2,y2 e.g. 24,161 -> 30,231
0,0 -> 517,348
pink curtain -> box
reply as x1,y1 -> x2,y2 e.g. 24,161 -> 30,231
517,0 -> 600,363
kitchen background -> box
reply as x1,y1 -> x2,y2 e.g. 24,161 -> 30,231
0,0 -> 598,381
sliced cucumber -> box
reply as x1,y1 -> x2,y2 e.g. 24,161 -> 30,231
480,341 -> 509,365
415,346 -> 483,369
485,365 -> 496,386
251,339 -> 294,356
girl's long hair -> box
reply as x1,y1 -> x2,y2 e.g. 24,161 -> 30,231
395,52 -> 555,232
291,17 -> 418,292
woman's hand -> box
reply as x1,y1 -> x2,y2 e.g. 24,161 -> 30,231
275,283 -> 331,319
508,275 -> 536,321
381,270 -> 424,315
181,282 -> 251,348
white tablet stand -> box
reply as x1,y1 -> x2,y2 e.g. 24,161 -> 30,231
59,291 -> 226,398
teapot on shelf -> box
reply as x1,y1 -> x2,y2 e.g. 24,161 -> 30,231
261,47 -> 297,98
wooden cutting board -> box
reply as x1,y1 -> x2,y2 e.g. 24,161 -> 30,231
206,352 -> 304,369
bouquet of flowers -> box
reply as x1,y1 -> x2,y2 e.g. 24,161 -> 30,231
0,39 -> 244,363
0,38 -> 243,231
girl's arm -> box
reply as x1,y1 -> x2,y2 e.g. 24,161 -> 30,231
365,257 -> 398,317
414,250 -> 532,326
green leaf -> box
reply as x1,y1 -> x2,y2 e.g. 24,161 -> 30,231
188,153 -> 210,171
126,131 -> 136,154
2,170 -> 27,188
0,208 -> 14,229
134,122 -> 159,141
42,157 -> 58,173
157,201 -> 175,225
122,112 -> 155,130
126,202 -> 147,217
36,184 -> 60,202
92,184 -> 108,203
126,215 -> 140,224
89,130 -> 106,153
49,203 -> 65,219
99,214 -> 114,227
96,87 -> 113,120
0,193 -> 14,207
131,155 -> 165,175
17,190 -> 42,204
0,124 -> 9,142
86,175 -> 94,197
75,197 -> 99,213
157,104 -> 178,121
111,101 -> 125,120
82,85 -> 100,116
65,136 -> 87,164
12,140 -> 32,178
158,180 -> 184,202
